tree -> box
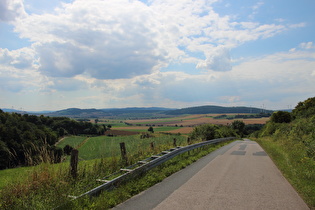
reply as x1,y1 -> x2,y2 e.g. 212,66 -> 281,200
0,140 -> 10,169
231,120 -> 245,137
270,111 -> 292,123
148,126 -> 154,133
292,97 -> 315,119
190,124 -> 219,141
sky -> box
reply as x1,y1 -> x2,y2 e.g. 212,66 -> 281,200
0,0 -> 314,111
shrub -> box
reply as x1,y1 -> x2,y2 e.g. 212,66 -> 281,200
189,124 -> 220,141
270,111 -> 292,123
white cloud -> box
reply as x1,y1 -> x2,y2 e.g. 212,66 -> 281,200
299,42 -> 313,50
84,48 -> 315,109
1,0 -> 313,111
0,47 -> 35,69
7,0 -> 300,80
0,0 -> 26,22
196,46 -> 232,71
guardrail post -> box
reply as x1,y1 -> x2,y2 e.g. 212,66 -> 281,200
173,138 -> 177,147
187,137 -> 191,145
70,149 -> 79,178
120,142 -> 128,164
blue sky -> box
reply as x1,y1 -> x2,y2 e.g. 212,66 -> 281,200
0,0 -> 314,111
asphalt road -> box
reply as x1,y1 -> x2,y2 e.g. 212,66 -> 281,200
113,139 -> 309,210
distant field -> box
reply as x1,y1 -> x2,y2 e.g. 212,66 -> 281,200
112,126 -> 181,133
56,136 -> 87,149
108,114 -> 269,134
124,114 -> 269,127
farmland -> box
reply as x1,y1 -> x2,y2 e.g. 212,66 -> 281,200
111,113 -> 269,134
56,134 -> 188,161
0,110 -> 269,209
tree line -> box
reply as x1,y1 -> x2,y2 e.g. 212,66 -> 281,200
0,110 -> 106,169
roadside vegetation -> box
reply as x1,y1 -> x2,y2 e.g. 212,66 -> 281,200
0,111 -> 106,169
252,97 -> 315,208
0,117 -> 240,209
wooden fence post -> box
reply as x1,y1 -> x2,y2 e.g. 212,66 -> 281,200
120,142 -> 128,164
173,138 -> 177,147
150,142 -> 155,150
70,149 -> 79,178
187,138 -> 191,155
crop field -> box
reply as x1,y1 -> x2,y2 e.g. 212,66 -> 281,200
56,136 -> 87,148
124,114 -> 269,126
112,114 -> 270,134
57,134 -> 187,161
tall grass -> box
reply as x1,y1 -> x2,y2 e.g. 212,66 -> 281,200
64,140 -> 234,209
66,134 -> 187,160
0,134 -> 200,209
255,136 -> 315,208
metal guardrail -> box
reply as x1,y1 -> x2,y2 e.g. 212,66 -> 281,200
70,137 -> 236,200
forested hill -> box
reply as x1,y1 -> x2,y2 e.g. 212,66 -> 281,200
47,107 -> 174,117
0,110 -> 106,169
164,105 -> 273,115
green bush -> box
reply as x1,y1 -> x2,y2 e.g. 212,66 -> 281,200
189,124 -> 220,141
270,111 -> 292,123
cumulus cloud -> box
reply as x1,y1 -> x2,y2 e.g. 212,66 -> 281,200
84,48 -> 315,109
196,46 -> 232,71
0,47 -> 35,69
0,0 -> 26,22
1,0 -> 312,111
7,0 -> 299,79
0,63 -> 41,92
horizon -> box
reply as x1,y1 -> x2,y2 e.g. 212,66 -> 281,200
1,104 -> 291,113
1,0 -> 314,111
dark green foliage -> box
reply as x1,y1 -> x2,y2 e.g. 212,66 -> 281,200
231,120 -> 245,137
148,126 -> 154,133
243,124 -> 264,136
190,124 -> 219,141
214,113 -> 271,119
0,140 -> 10,169
164,105 -> 273,115
189,122 -> 243,141
292,96 -> 315,119
255,97 -> 315,160
0,110 -> 105,169
270,111 -> 292,123
216,126 -> 238,138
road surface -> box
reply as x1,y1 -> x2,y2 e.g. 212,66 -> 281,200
114,139 -> 309,210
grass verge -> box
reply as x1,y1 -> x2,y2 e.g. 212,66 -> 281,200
255,137 -> 315,209
67,140 -> 234,209
0,136 -> 234,209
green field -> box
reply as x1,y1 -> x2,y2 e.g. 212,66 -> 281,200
57,134 -> 187,160
56,136 -> 87,149
0,167 -> 31,189
115,126 -> 180,133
